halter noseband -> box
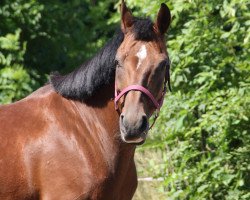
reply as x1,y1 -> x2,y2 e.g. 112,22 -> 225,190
114,85 -> 166,111
114,60 -> 171,129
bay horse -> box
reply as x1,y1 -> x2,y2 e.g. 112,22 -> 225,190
0,1 -> 171,199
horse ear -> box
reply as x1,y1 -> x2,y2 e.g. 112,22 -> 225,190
155,3 -> 171,35
120,0 -> 134,33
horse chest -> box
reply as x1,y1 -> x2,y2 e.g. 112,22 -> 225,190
28,131 -> 137,200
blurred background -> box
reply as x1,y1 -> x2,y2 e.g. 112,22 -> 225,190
0,0 -> 249,199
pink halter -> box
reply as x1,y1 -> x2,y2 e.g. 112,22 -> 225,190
114,84 -> 167,130
114,85 -> 166,111
114,59 -> 171,129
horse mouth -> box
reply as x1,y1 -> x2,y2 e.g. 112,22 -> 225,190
120,129 -> 148,145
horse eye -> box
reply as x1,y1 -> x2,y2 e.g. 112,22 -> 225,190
157,60 -> 167,71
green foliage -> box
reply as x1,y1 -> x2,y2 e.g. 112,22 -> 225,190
0,0 -> 42,103
133,0 -> 250,199
0,28 -> 35,103
0,0 -> 117,104
0,0 -> 249,199
0,67 -> 34,104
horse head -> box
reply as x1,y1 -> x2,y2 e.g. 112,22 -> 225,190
115,0 -> 171,144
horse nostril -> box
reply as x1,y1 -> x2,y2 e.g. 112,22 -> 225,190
140,115 -> 148,132
120,113 -> 148,133
120,114 -> 125,124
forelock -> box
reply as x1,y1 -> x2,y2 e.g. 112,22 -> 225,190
132,18 -> 156,41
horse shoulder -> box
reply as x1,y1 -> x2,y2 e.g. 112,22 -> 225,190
0,85 -> 65,199
0,85 -> 137,200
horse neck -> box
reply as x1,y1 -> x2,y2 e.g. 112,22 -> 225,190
72,83 -> 136,164
84,83 -> 115,107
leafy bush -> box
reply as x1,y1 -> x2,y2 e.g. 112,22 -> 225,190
0,0 -> 118,104
0,28 -> 35,103
133,0 -> 250,199
0,0 -> 249,199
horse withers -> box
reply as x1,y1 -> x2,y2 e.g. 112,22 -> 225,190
0,1 -> 171,199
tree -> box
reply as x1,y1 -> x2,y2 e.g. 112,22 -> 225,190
130,0 -> 250,199
0,0 -> 117,103
1,0 -> 249,199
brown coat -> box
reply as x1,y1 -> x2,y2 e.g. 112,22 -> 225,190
0,85 -> 137,200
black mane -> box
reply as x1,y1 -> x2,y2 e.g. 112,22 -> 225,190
50,18 -> 155,101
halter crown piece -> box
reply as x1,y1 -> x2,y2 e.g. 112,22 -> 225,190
114,61 -> 171,129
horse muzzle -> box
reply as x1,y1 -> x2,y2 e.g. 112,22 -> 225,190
119,113 -> 148,144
